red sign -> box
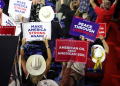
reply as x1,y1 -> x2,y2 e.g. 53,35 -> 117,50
0,26 -> 16,36
96,23 -> 106,38
55,39 -> 89,64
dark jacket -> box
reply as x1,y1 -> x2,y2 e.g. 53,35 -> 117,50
61,4 -> 79,39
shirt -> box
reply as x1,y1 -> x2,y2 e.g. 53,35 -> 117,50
79,0 -> 90,12
95,4 -> 116,33
30,3 -> 45,22
85,53 -> 109,78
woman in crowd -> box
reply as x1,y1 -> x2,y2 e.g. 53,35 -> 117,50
60,0 -> 80,39
20,36 -> 52,86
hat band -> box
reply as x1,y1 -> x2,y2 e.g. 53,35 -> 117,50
92,49 -> 104,70
42,12 -> 51,19
31,64 -> 41,70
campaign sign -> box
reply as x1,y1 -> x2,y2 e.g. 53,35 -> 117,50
1,13 -> 17,26
69,17 -> 100,42
0,0 -> 5,9
23,22 -> 51,41
8,0 -> 32,18
96,23 -> 106,38
55,39 -> 89,64
0,26 -> 16,36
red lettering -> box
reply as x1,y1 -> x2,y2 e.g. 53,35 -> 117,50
34,32 -> 37,34
14,6 -> 17,9
72,28 -> 75,31
29,32 -> 31,35
6,24 -> 9,26
43,32 -> 45,34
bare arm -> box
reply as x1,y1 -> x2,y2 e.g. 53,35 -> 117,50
42,36 -> 52,76
61,0 -> 64,4
113,0 -> 118,5
60,62 -> 66,76
21,39 -> 28,78
19,14 -> 23,22
99,35 -> 109,54
90,0 -> 97,9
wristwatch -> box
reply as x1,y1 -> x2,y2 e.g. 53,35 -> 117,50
20,46 -> 24,50
46,47 -> 50,49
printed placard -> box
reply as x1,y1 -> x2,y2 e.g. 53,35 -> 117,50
96,23 -> 106,38
69,17 -> 100,42
55,39 -> 89,64
1,13 -> 17,26
0,26 -> 16,36
0,0 -> 5,9
23,22 -> 51,41
8,0 -> 32,18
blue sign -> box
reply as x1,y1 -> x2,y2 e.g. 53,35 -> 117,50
0,0 -> 5,9
69,17 -> 100,42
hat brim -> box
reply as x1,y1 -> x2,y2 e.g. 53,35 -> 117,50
91,45 -> 106,63
71,63 -> 85,76
37,79 -> 59,86
39,6 -> 54,22
26,55 -> 46,76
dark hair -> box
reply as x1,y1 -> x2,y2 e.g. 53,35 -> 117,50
71,1 -> 79,10
85,15 -> 93,21
47,70 -> 55,80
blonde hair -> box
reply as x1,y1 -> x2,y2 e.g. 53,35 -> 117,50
30,74 -> 44,85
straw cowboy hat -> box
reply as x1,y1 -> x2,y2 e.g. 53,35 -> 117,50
37,79 -> 59,86
91,45 -> 106,69
39,6 -> 54,22
71,63 -> 85,76
26,55 -> 46,76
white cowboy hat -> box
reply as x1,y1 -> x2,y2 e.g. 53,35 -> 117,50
26,55 -> 46,76
91,45 -> 106,63
71,63 -> 85,76
39,6 -> 54,22
37,79 -> 59,86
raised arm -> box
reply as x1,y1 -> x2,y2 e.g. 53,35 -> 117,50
60,60 -> 74,86
77,0 -> 80,4
99,35 -> 109,54
61,0 -> 64,5
42,36 -> 52,76
113,0 -> 118,5
21,38 -> 28,78
90,0 -> 97,9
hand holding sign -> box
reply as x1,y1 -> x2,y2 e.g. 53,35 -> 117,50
99,35 -> 104,40
42,35 -> 49,47
67,59 -> 74,68
0,8 -> 2,13
22,38 -> 26,46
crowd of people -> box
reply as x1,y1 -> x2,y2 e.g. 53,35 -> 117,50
0,0 -> 119,86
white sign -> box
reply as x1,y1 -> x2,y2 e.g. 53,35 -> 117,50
1,13 -> 21,36
23,22 -> 51,41
1,13 -> 17,26
8,0 -> 32,18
